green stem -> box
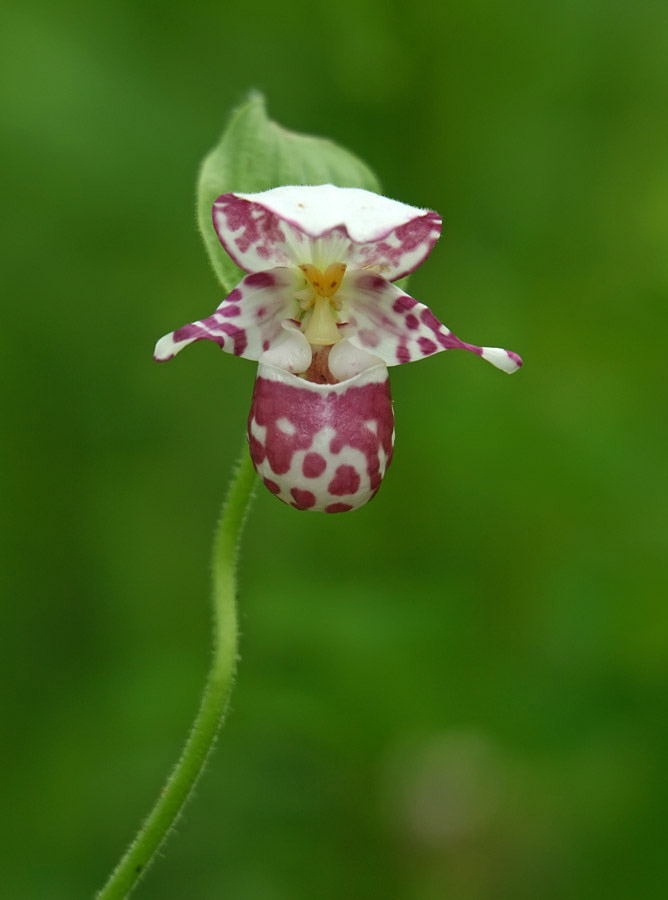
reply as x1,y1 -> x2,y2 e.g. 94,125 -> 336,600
97,450 -> 257,899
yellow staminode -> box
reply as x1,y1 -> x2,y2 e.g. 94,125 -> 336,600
298,262 -> 347,346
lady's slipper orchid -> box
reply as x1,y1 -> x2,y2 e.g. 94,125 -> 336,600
155,185 -> 522,512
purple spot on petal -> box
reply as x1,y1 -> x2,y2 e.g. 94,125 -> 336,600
173,323 -> 206,342
358,328 -> 380,348
256,306 -> 267,318
325,502 -> 354,514
221,305 -> 241,317
249,435 -> 266,464
392,295 -> 417,313
262,339 -> 270,351
405,314 -> 419,330
246,271 -> 275,288
263,478 -> 280,494
357,273 -> 387,292
419,307 -> 443,333
291,487 -> 316,509
418,337 -> 438,355
396,343 -> 411,364
507,351 -> 523,368
328,465 -> 361,496
219,323 -> 247,356
303,452 -> 327,478
226,288 -> 242,304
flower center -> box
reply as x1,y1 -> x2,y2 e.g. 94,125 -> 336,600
298,262 -> 346,346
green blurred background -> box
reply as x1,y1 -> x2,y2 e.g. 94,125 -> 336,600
2,1 -> 667,897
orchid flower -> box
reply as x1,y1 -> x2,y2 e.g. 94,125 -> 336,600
155,185 -> 522,512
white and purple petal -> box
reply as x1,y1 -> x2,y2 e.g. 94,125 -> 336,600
212,185 -> 441,281
248,361 -> 394,512
340,271 -> 523,374
154,267 -> 302,363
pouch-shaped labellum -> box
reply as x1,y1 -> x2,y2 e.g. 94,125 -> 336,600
247,363 -> 395,512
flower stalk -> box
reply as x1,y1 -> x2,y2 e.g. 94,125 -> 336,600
96,450 -> 256,899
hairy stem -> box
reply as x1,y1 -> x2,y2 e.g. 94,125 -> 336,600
97,451 -> 257,899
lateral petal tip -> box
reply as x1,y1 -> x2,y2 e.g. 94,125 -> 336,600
154,334 -> 178,362
481,346 -> 523,373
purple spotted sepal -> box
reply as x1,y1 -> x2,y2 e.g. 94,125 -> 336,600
248,362 -> 394,512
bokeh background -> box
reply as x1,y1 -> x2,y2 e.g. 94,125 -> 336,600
2,1 -> 667,897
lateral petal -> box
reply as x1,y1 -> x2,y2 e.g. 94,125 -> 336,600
341,272 -> 523,373
154,268 -> 302,363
